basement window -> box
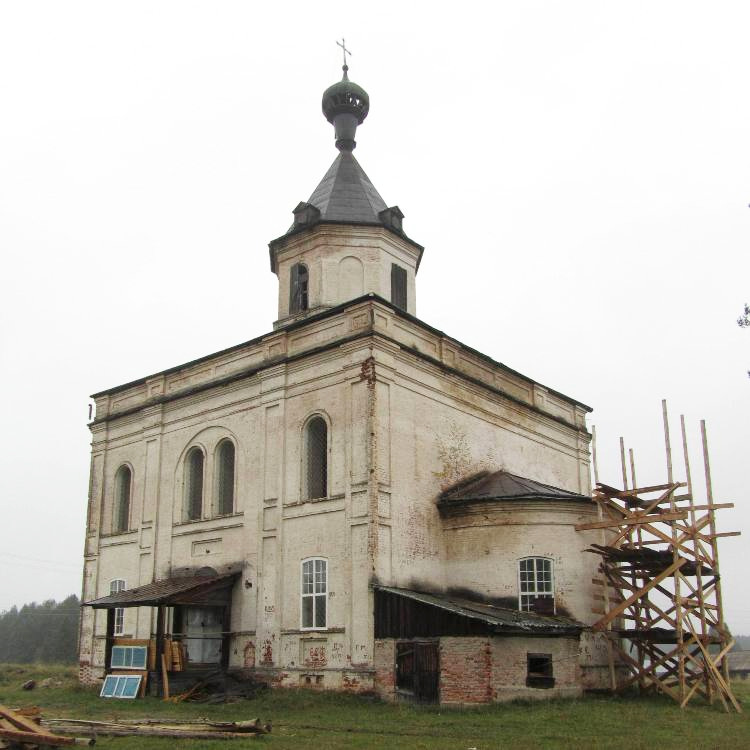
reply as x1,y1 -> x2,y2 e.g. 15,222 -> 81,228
526,653 -> 554,689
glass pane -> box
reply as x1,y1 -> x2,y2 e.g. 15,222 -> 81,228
111,647 -> 125,668
100,675 -> 117,697
314,594 -> 326,628
302,596 -> 313,628
121,677 -> 140,698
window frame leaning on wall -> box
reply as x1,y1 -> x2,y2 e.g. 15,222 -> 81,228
109,579 -> 126,636
518,557 -> 555,613
300,557 -> 328,630
113,464 -> 132,534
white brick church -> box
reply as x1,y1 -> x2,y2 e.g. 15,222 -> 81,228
79,62 -> 610,703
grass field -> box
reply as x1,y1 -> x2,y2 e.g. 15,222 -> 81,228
0,664 -> 748,749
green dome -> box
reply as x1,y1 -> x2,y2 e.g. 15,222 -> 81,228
322,67 -> 370,125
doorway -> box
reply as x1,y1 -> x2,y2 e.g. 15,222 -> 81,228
182,606 -> 223,665
396,641 -> 439,703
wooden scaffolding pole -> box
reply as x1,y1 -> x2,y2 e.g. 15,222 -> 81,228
579,406 -> 741,712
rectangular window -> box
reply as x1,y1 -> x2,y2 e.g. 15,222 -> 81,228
110,579 -> 126,636
519,558 -> 554,613
301,558 -> 327,629
391,264 -> 407,310
110,645 -> 148,670
100,674 -> 142,699
526,653 -> 554,689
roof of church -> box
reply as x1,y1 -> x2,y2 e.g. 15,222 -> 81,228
439,470 -> 591,506
269,64 -> 423,259
306,150 -> 387,224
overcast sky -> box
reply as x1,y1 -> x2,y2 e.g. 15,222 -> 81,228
1,1 -> 748,632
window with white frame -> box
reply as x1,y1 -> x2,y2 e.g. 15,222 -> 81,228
518,557 -> 554,613
301,558 -> 327,629
110,579 -> 126,636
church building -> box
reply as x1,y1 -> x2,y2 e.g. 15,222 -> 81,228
79,61 -> 610,703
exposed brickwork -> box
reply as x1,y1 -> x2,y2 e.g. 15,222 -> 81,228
78,661 -> 103,686
374,635 -> 583,705
439,637 -> 492,704
373,639 -> 396,701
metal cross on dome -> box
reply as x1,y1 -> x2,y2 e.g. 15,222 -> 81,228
336,38 -> 352,67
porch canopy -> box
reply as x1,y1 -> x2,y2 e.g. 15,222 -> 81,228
374,585 -> 583,639
84,573 -> 238,609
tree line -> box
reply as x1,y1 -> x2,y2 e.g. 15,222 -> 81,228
0,595 -> 80,664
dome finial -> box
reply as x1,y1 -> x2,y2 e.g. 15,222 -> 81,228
323,39 -> 369,152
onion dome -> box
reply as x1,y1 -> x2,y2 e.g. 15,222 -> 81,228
322,65 -> 370,151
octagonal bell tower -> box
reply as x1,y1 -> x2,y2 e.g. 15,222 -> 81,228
268,62 -> 424,329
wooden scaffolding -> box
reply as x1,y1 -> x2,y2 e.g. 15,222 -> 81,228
576,401 -> 742,711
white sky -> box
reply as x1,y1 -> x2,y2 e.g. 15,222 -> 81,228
1,1 -> 748,632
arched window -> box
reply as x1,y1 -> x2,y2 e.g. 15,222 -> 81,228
301,558 -> 327,629
113,465 -> 132,533
518,557 -> 554,613
216,440 -> 235,516
185,448 -> 204,521
290,263 -> 309,314
305,417 -> 328,500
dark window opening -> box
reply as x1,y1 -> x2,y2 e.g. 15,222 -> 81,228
186,448 -> 204,521
290,263 -> 309,314
306,417 -> 328,500
526,653 -> 554,689
216,440 -> 235,516
391,264 -> 407,310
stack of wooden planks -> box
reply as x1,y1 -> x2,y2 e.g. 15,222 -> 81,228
0,705 -> 93,748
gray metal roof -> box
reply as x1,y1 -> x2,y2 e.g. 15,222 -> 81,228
83,573 -> 238,609
375,585 -> 583,635
306,150 -> 387,224
728,651 -> 750,672
439,470 -> 591,505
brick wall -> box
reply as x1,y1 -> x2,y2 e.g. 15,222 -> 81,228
373,639 -> 396,700
78,661 -> 103,686
439,637 -> 492,704
491,635 -> 582,701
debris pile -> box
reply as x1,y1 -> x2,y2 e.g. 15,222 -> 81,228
165,671 -> 267,704
0,705 -> 93,748
42,717 -> 271,741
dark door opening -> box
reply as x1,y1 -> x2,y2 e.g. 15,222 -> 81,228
396,641 -> 439,703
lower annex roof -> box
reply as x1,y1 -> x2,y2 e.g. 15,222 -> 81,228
375,586 -> 584,635
83,573 -> 238,609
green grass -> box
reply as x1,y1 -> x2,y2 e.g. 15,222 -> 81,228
1,664 -> 749,749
